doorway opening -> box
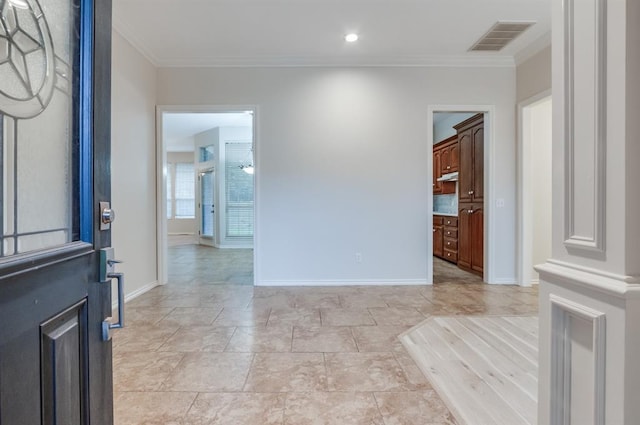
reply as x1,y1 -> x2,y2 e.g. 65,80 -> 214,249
427,105 -> 495,285
518,93 -> 552,286
157,106 -> 257,286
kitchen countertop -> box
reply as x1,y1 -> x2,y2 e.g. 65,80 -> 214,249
433,212 -> 458,217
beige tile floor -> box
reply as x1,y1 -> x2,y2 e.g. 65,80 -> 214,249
113,246 -> 538,425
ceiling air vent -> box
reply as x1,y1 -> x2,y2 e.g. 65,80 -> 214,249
469,21 -> 535,51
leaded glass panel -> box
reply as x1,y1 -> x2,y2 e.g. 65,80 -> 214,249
0,0 -> 80,256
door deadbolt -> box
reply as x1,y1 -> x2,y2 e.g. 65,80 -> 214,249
100,201 -> 115,230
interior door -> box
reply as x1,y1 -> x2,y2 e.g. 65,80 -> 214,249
199,169 -> 215,246
0,0 -> 114,424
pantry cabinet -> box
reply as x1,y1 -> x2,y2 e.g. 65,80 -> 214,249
455,113 -> 484,276
456,114 -> 483,204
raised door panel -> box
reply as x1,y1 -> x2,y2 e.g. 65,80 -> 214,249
441,146 -> 452,173
458,131 -> 473,203
457,206 -> 471,269
449,142 -> 459,172
434,225 -> 444,258
470,206 -> 484,273
41,301 -> 87,425
472,125 -> 484,203
433,149 -> 442,194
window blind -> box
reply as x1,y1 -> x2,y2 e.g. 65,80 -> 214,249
225,143 -> 254,238
175,162 -> 195,218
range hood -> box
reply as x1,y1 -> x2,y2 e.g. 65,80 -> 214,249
437,171 -> 459,182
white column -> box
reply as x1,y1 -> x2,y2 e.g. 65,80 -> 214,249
537,0 -> 640,424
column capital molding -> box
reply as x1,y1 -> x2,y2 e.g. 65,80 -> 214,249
536,260 -> 640,299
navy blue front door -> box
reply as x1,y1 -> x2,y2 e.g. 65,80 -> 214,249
0,0 -> 113,423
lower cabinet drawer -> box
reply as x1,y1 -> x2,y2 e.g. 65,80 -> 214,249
444,237 -> 458,251
443,249 -> 458,263
444,228 -> 458,239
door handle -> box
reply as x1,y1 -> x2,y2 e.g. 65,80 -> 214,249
99,248 -> 125,341
102,271 -> 125,341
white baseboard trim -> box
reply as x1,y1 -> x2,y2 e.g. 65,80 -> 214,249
112,280 -> 159,310
490,278 -> 518,285
256,279 -> 430,287
216,244 -> 254,249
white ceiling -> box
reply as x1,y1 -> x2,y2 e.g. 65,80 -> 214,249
112,0 -> 551,67
164,112 -> 253,152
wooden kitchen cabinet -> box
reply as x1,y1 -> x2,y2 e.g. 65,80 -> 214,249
439,135 -> 459,173
433,216 -> 444,257
456,114 -> 483,204
433,215 -> 458,264
433,149 -> 442,194
457,204 -> 483,275
433,135 -> 457,195
455,113 -> 484,277
470,206 -> 484,273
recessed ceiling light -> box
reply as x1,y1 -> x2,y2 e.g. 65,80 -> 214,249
345,33 -> 359,43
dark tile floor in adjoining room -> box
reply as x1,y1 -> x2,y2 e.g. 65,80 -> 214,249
113,244 -> 538,424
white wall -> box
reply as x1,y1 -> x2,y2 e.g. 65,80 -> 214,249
111,30 -> 158,297
516,46 -> 551,103
157,66 -> 517,285
529,97 -> 552,282
167,151 -> 196,235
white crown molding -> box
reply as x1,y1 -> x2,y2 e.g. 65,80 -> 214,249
112,19 -> 162,66
154,55 -> 516,68
110,23 -> 516,69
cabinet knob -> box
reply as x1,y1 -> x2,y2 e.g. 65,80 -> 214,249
446,166 -> 450,169
447,242 -> 450,246
468,209 -> 474,214
469,190 -> 474,195
433,229 -> 436,232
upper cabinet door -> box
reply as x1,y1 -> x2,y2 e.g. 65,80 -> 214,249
441,146 -> 452,173
449,142 -> 459,172
458,130 -> 473,203
433,148 -> 442,194
472,125 -> 484,203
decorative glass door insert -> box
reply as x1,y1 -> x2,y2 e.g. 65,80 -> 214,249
0,0 -> 81,256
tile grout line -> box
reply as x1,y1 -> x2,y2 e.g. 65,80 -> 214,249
371,392 -> 389,425
240,353 -> 257,392
349,327 -> 361,352
221,326 -> 239,352
183,391 -> 200,420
